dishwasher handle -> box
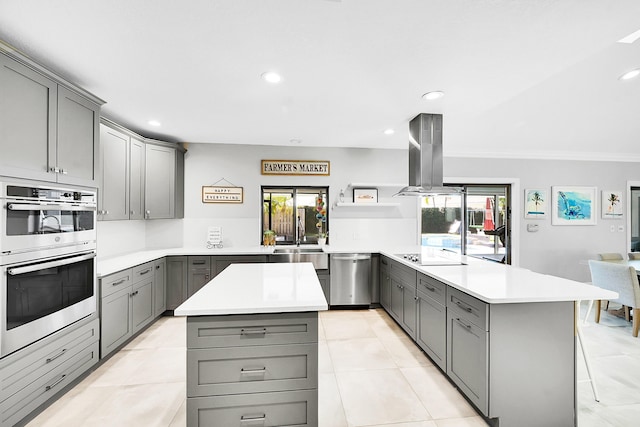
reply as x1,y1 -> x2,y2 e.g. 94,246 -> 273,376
331,254 -> 371,261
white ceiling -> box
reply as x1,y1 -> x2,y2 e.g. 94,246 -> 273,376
1,0 -> 640,160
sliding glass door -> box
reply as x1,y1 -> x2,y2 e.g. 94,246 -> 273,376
421,184 -> 511,264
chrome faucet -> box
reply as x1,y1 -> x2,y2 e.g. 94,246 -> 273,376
296,216 -> 303,246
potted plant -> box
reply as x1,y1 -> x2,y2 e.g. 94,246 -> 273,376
263,230 -> 276,246
318,231 -> 328,246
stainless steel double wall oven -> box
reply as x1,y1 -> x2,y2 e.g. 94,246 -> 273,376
0,180 -> 97,357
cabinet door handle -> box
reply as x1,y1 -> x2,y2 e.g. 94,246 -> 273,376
59,168 -> 68,175
131,290 -> 139,297
456,318 -> 473,331
240,328 -> 267,336
45,374 -> 66,391
414,296 -> 419,301
156,265 -> 161,270
45,348 -> 67,363
455,300 -> 473,313
240,414 -> 266,424
240,367 -> 266,375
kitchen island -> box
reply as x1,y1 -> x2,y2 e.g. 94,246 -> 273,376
174,262 -> 328,427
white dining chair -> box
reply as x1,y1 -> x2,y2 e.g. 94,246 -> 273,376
588,260 -> 640,337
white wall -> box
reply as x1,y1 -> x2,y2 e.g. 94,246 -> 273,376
181,143 -> 417,248
445,157 -> 635,281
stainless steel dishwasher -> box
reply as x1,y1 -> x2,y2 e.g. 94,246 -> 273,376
330,253 -> 371,306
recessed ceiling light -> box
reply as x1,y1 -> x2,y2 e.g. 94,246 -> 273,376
619,68 -> 640,81
422,91 -> 444,101
148,120 -> 161,127
384,129 -> 395,135
618,29 -> 640,44
261,72 -> 282,83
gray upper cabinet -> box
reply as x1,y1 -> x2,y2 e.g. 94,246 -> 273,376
56,86 -> 100,186
98,124 -> 129,220
145,143 -> 177,219
0,53 -> 56,182
0,52 -> 101,186
129,136 -> 145,220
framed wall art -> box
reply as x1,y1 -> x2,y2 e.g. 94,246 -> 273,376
524,189 -> 547,219
551,186 -> 597,225
353,188 -> 378,204
601,190 -> 623,219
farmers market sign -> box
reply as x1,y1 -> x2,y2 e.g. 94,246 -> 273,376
261,160 -> 330,176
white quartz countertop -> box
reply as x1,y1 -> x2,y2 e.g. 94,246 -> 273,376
174,262 -> 329,316
98,245 -> 617,305
380,251 -> 618,304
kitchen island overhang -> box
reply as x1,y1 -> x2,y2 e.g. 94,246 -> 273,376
174,262 -> 328,427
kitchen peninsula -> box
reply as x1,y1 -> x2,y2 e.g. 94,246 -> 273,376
174,262 -> 328,427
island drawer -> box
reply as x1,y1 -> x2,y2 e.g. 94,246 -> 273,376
447,287 -> 488,330
132,262 -> 154,283
187,312 -> 318,348
417,273 -> 446,305
187,389 -> 318,427
100,269 -> 132,298
187,343 -> 318,397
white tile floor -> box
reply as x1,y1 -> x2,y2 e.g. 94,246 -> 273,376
26,305 -> 640,427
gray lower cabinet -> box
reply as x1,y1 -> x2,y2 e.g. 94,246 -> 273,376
167,256 -> 188,310
186,312 -> 319,427
316,270 -> 330,303
416,273 -> 446,370
188,256 -> 212,296
212,255 -> 268,277
0,51 -> 101,187
0,317 -> 99,427
446,288 -> 489,414
387,260 -> 417,338
154,258 -> 167,316
100,262 -> 157,358
379,256 -> 391,310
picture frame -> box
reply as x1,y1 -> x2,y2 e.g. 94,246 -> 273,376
524,189 -> 547,219
551,186 -> 597,225
601,190 -> 623,219
353,188 -> 378,204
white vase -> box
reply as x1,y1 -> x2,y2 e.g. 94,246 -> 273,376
318,238 -> 326,246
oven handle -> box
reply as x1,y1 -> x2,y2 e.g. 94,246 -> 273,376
7,203 -> 97,212
7,252 -> 96,276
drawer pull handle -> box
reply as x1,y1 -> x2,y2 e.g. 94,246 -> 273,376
46,348 -> 67,363
240,414 -> 266,424
45,374 -> 66,391
139,268 -> 152,275
241,328 -> 267,336
455,300 -> 473,313
240,367 -> 266,374
423,285 -> 436,292
192,260 -> 206,265
113,279 -> 127,286
456,318 -> 473,331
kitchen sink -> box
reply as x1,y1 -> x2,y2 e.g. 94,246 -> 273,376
273,247 -> 324,254
271,246 -> 328,269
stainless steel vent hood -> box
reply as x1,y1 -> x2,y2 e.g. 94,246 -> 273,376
394,113 -> 461,197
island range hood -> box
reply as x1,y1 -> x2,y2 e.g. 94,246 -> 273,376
394,113 -> 461,196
